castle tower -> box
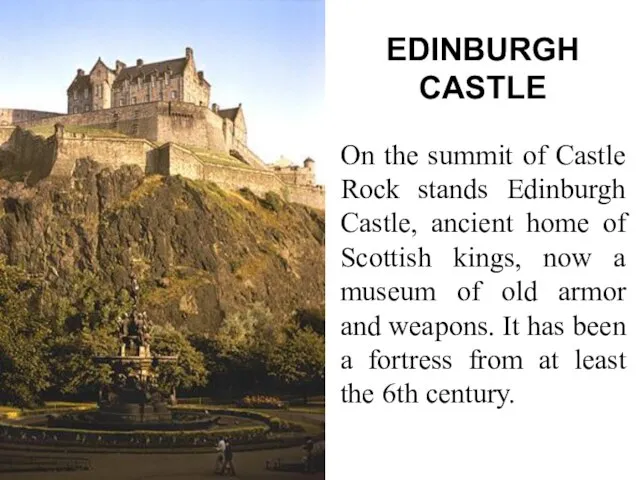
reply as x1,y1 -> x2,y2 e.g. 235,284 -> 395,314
303,157 -> 316,173
89,58 -> 116,110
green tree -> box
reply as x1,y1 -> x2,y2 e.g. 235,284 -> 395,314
43,276 -> 132,399
0,261 -> 51,407
214,303 -> 291,393
48,325 -> 118,397
151,324 -> 207,397
267,326 -> 325,403
216,303 -> 289,357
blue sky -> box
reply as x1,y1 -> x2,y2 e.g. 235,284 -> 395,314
0,0 -> 324,177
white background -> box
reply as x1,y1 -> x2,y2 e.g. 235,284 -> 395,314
326,1 -> 638,478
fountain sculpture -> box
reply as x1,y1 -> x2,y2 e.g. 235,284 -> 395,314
44,273 -> 222,432
93,274 -> 178,424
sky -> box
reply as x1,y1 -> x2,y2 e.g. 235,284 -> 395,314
0,0 -> 325,181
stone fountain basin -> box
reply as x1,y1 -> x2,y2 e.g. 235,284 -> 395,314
0,408 -> 282,450
35,410 -> 263,432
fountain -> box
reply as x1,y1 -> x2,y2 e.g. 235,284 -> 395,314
46,274 -> 218,431
0,273 -> 275,449
92,273 -> 177,425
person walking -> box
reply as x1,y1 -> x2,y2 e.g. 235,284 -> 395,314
215,436 -> 226,475
222,437 -> 237,476
303,437 -> 315,473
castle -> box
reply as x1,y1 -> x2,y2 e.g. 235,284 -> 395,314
0,48 -> 323,210
67,48 -> 211,113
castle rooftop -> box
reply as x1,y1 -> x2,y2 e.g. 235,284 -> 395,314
113,57 -> 202,86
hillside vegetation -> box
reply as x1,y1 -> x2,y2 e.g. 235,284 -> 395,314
0,160 -> 325,405
0,158 -> 324,332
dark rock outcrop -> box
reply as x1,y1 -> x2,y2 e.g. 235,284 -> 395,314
0,159 -> 325,333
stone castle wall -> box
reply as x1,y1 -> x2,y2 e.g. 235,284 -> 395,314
52,130 -> 158,178
20,103 -> 160,141
155,102 -> 227,152
270,165 -> 316,186
230,139 -> 267,170
154,143 -> 324,209
14,102 -> 311,177
1,127 -> 324,209
287,184 -> 325,210
203,160 -> 285,197
0,109 -> 62,126
157,143 -> 203,179
2,102 -> 324,209
19,102 -> 232,154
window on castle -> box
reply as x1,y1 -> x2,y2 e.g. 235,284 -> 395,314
171,90 -> 177,100
73,106 -> 79,114
119,99 -> 124,107
84,88 -> 89,99
132,97 -> 137,104
85,105 -> 90,112
73,90 -> 78,100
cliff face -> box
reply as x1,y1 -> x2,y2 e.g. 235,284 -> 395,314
0,159 -> 325,333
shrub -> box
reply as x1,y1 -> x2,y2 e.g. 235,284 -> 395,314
237,395 -> 284,409
268,417 -> 288,432
171,406 -> 272,424
261,192 -> 284,212
266,417 -> 307,433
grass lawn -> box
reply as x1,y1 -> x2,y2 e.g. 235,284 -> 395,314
185,145 -> 251,168
288,406 -> 325,414
0,402 -> 96,420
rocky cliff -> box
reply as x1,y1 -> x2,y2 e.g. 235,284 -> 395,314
0,159 -> 325,333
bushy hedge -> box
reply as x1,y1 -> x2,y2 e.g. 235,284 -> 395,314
268,417 -> 305,433
175,406 -> 308,433
0,406 -> 312,449
0,404 -> 95,420
0,422 -> 268,449
172,405 -> 273,423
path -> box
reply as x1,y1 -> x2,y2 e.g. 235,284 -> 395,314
0,446 -> 324,479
